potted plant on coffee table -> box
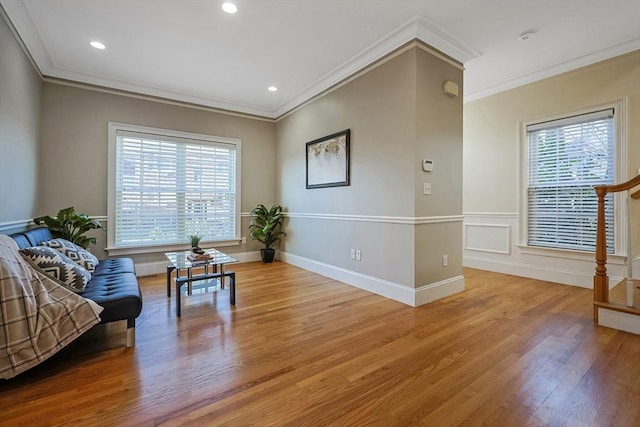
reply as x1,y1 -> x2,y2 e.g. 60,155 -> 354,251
249,204 -> 285,263
188,234 -> 205,254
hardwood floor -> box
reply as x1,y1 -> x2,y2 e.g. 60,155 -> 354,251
1,264 -> 639,426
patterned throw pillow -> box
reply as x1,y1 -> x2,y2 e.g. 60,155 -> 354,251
19,246 -> 91,292
40,238 -> 99,273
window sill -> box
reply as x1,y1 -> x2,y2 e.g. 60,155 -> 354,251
105,239 -> 242,257
516,244 -> 626,265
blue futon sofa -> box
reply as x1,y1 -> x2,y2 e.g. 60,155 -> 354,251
10,227 -> 142,347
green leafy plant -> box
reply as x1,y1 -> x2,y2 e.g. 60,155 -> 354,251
188,234 -> 202,247
33,206 -> 104,249
249,204 -> 285,249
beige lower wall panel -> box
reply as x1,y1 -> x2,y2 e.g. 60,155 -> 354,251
283,216 -> 415,287
414,221 -> 463,286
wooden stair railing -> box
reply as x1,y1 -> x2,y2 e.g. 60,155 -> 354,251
593,174 -> 640,322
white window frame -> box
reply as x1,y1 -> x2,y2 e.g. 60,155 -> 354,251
106,122 -> 242,255
518,100 -> 627,259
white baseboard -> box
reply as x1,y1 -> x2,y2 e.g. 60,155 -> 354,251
134,251 -> 262,276
281,251 -> 464,307
464,255 -> 623,289
598,307 -> 640,335
415,275 -> 465,306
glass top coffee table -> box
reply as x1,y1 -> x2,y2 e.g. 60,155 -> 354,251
165,248 -> 238,317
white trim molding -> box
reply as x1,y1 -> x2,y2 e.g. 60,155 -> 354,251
0,219 -> 33,233
281,251 -> 464,307
463,212 -> 518,219
1,216 -> 107,233
415,275 -> 466,307
285,212 -> 463,225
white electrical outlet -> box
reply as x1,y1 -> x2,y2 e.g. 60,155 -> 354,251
356,249 -> 361,261
443,254 -> 448,267
350,248 -> 356,260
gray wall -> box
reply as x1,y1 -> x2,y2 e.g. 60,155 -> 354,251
276,45 -> 464,293
414,48 -> 463,285
0,11 -> 41,226
38,83 -> 277,262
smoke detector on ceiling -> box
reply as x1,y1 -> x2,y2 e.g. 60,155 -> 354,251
518,31 -> 536,41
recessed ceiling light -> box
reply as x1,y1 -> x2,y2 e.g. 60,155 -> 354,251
90,41 -> 106,49
268,86 -> 278,92
222,2 -> 237,14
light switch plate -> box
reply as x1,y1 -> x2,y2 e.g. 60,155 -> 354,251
423,183 -> 432,195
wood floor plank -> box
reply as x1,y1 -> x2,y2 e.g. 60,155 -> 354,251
1,264 -> 639,426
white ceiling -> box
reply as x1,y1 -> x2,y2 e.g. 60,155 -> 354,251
2,0 -> 639,119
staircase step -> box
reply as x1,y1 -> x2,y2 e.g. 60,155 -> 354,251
593,301 -> 640,316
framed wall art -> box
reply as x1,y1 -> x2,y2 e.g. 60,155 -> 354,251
305,129 -> 350,189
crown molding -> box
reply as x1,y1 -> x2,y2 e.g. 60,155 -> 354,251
3,0 -> 479,119
44,67 -> 278,118
464,38 -> 640,103
42,76 -> 276,122
0,1 -> 42,78
272,16 -> 479,118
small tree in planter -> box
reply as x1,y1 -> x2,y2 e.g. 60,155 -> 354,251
249,204 -> 285,263
33,206 -> 104,249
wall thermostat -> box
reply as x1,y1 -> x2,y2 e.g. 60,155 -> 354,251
422,159 -> 433,172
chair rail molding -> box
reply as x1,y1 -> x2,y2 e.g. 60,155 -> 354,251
285,212 -> 463,225
0,219 -> 33,233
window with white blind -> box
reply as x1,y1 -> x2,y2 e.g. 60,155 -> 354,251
107,123 -> 241,251
526,109 -> 615,253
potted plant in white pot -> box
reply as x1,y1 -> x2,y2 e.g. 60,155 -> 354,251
249,204 -> 285,263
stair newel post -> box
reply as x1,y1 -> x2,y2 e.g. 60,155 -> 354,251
626,192 -> 634,307
593,185 -> 609,321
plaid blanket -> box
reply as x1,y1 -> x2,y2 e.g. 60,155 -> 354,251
0,235 -> 103,379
